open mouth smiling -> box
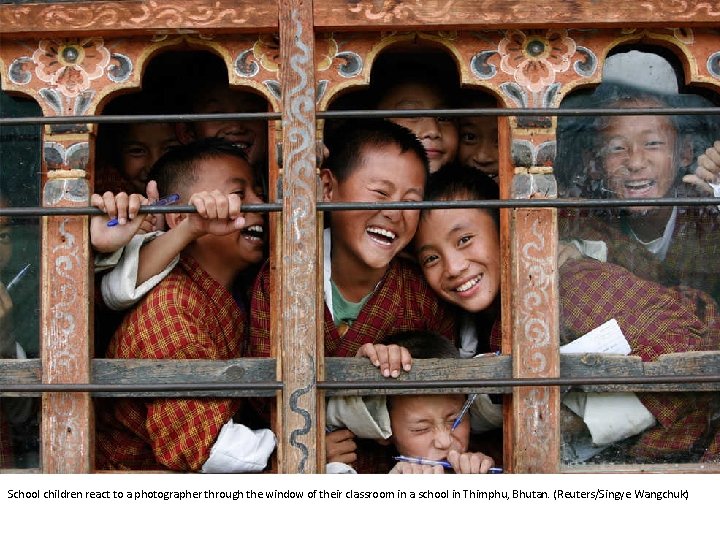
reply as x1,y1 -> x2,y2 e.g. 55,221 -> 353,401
366,226 -> 397,246
241,223 -> 264,243
453,274 -> 483,294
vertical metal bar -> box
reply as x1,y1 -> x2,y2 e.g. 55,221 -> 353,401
278,0 -> 319,473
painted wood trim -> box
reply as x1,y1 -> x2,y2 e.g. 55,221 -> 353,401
0,1 -> 279,38
278,0 -> 319,474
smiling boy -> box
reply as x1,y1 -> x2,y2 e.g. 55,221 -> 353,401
248,120 -> 455,471
96,139 -> 275,472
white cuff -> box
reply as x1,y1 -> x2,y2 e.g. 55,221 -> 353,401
562,392 -> 655,445
326,462 -> 357,474
100,231 -> 178,311
201,420 -> 277,474
570,239 -> 608,263
94,248 -> 124,273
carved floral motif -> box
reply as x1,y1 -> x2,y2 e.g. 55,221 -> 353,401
32,38 -> 111,98
498,30 -> 576,93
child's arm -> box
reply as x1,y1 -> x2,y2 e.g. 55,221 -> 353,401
446,449 -> 495,474
325,428 -> 357,465
356,342 -> 412,378
136,190 -> 245,285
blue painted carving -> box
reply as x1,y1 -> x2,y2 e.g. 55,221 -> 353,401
336,51 -> 362,78
234,48 -> 260,78
107,53 -> 133,83
573,46 -> 597,77
9,56 -> 33,85
470,50 -> 498,80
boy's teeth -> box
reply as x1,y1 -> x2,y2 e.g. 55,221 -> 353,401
366,226 -> 396,240
247,225 -> 263,233
455,275 -> 481,292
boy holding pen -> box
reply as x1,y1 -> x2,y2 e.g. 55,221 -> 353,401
95,139 -> 275,472
248,120 -> 456,469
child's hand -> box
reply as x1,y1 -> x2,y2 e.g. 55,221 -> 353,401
683,140 -> 720,195
356,342 -> 412,378
389,462 -> 444,474
325,429 -> 357,465
557,241 -> 583,268
185,190 -> 246,238
446,449 -> 494,474
0,283 -> 16,357
90,191 -> 155,253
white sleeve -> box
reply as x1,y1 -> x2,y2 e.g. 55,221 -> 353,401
569,239 -> 608,263
100,231 -> 178,311
94,248 -> 125,273
201,420 -> 277,474
562,392 -> 655,445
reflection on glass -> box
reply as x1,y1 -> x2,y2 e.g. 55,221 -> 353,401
556,51 -> 720,465
0,89 -> 41,469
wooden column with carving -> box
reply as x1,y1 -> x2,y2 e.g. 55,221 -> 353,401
509,172 -> 560,473
278,0 -> 319,473
41,130 -> 93,473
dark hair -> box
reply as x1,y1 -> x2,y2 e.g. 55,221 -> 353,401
149,138 -> 250,197
381,330 -> 459,359
322,119 -> 429,183
422,163 -> 500,228
371,61 -> 456,109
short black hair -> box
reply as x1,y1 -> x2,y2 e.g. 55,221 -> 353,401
381,330 -> 459,359
149,138 -> 251,197
423,163 -> 499,228
322,119 -> 429,183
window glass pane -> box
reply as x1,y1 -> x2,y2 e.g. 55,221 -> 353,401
0,88 -> 42,469
556,50 -> 720,465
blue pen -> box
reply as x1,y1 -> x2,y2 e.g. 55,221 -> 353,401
451,393 -> 478,431
394,456 -> 503,474
5,263 -> 31,292
106,193 -> 181,227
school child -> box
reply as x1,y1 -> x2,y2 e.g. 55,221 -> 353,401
247,120 -> 456,469
456,90 -> 499,182
415,163 -> 720,461
557,83 -> 720,301
95,139 -> 275,472
374,68 -> 458,173
326,330 -> 496,474
95,94 -> 180,195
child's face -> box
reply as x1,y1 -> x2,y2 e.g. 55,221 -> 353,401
415,207 -> 500,313
185,86 -> 268,166
390,394 -> 470,461
322,144 -> 425,272
189,155 -> 265,270
458,117 -> 499,179
598,113 -> 685,208
119,123 -> 180,193
378,83 -> 458,173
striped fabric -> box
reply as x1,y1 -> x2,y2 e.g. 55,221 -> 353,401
96,255 -> 248,471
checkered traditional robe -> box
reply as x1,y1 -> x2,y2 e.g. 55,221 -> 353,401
96,256 -> 247,471
248,257 -> 456,358
559,207 -> 720,302
560,259 -> 720,461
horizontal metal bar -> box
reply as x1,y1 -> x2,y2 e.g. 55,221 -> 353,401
1,107 -> 718,126
1,197 -> 718,218
318,373 -> 720,390
0,382 -> 283,393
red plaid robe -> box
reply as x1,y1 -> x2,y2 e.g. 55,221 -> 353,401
96,256 -> 247,471
248,257 -> 456,357
559,207 -> 720,302
560,259 -> 720,461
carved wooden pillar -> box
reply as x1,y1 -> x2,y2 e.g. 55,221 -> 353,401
41,130 -> 93,473
509,172 -> 560,473
278,0 -> 319,473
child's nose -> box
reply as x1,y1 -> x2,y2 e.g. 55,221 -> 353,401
625,144 -> 648,171
433,426 -> 453,450
416,117 -> 441,139
444,251 -> 469,277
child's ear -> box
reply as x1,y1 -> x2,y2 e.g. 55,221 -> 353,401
164,212 -> 185,230
175,123 -> 196,145
320,168 -> 335,202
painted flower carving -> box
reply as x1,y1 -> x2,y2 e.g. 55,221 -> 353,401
32,38 -> 111,98
253,35 -> 281,73
498,30 -> 576,93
